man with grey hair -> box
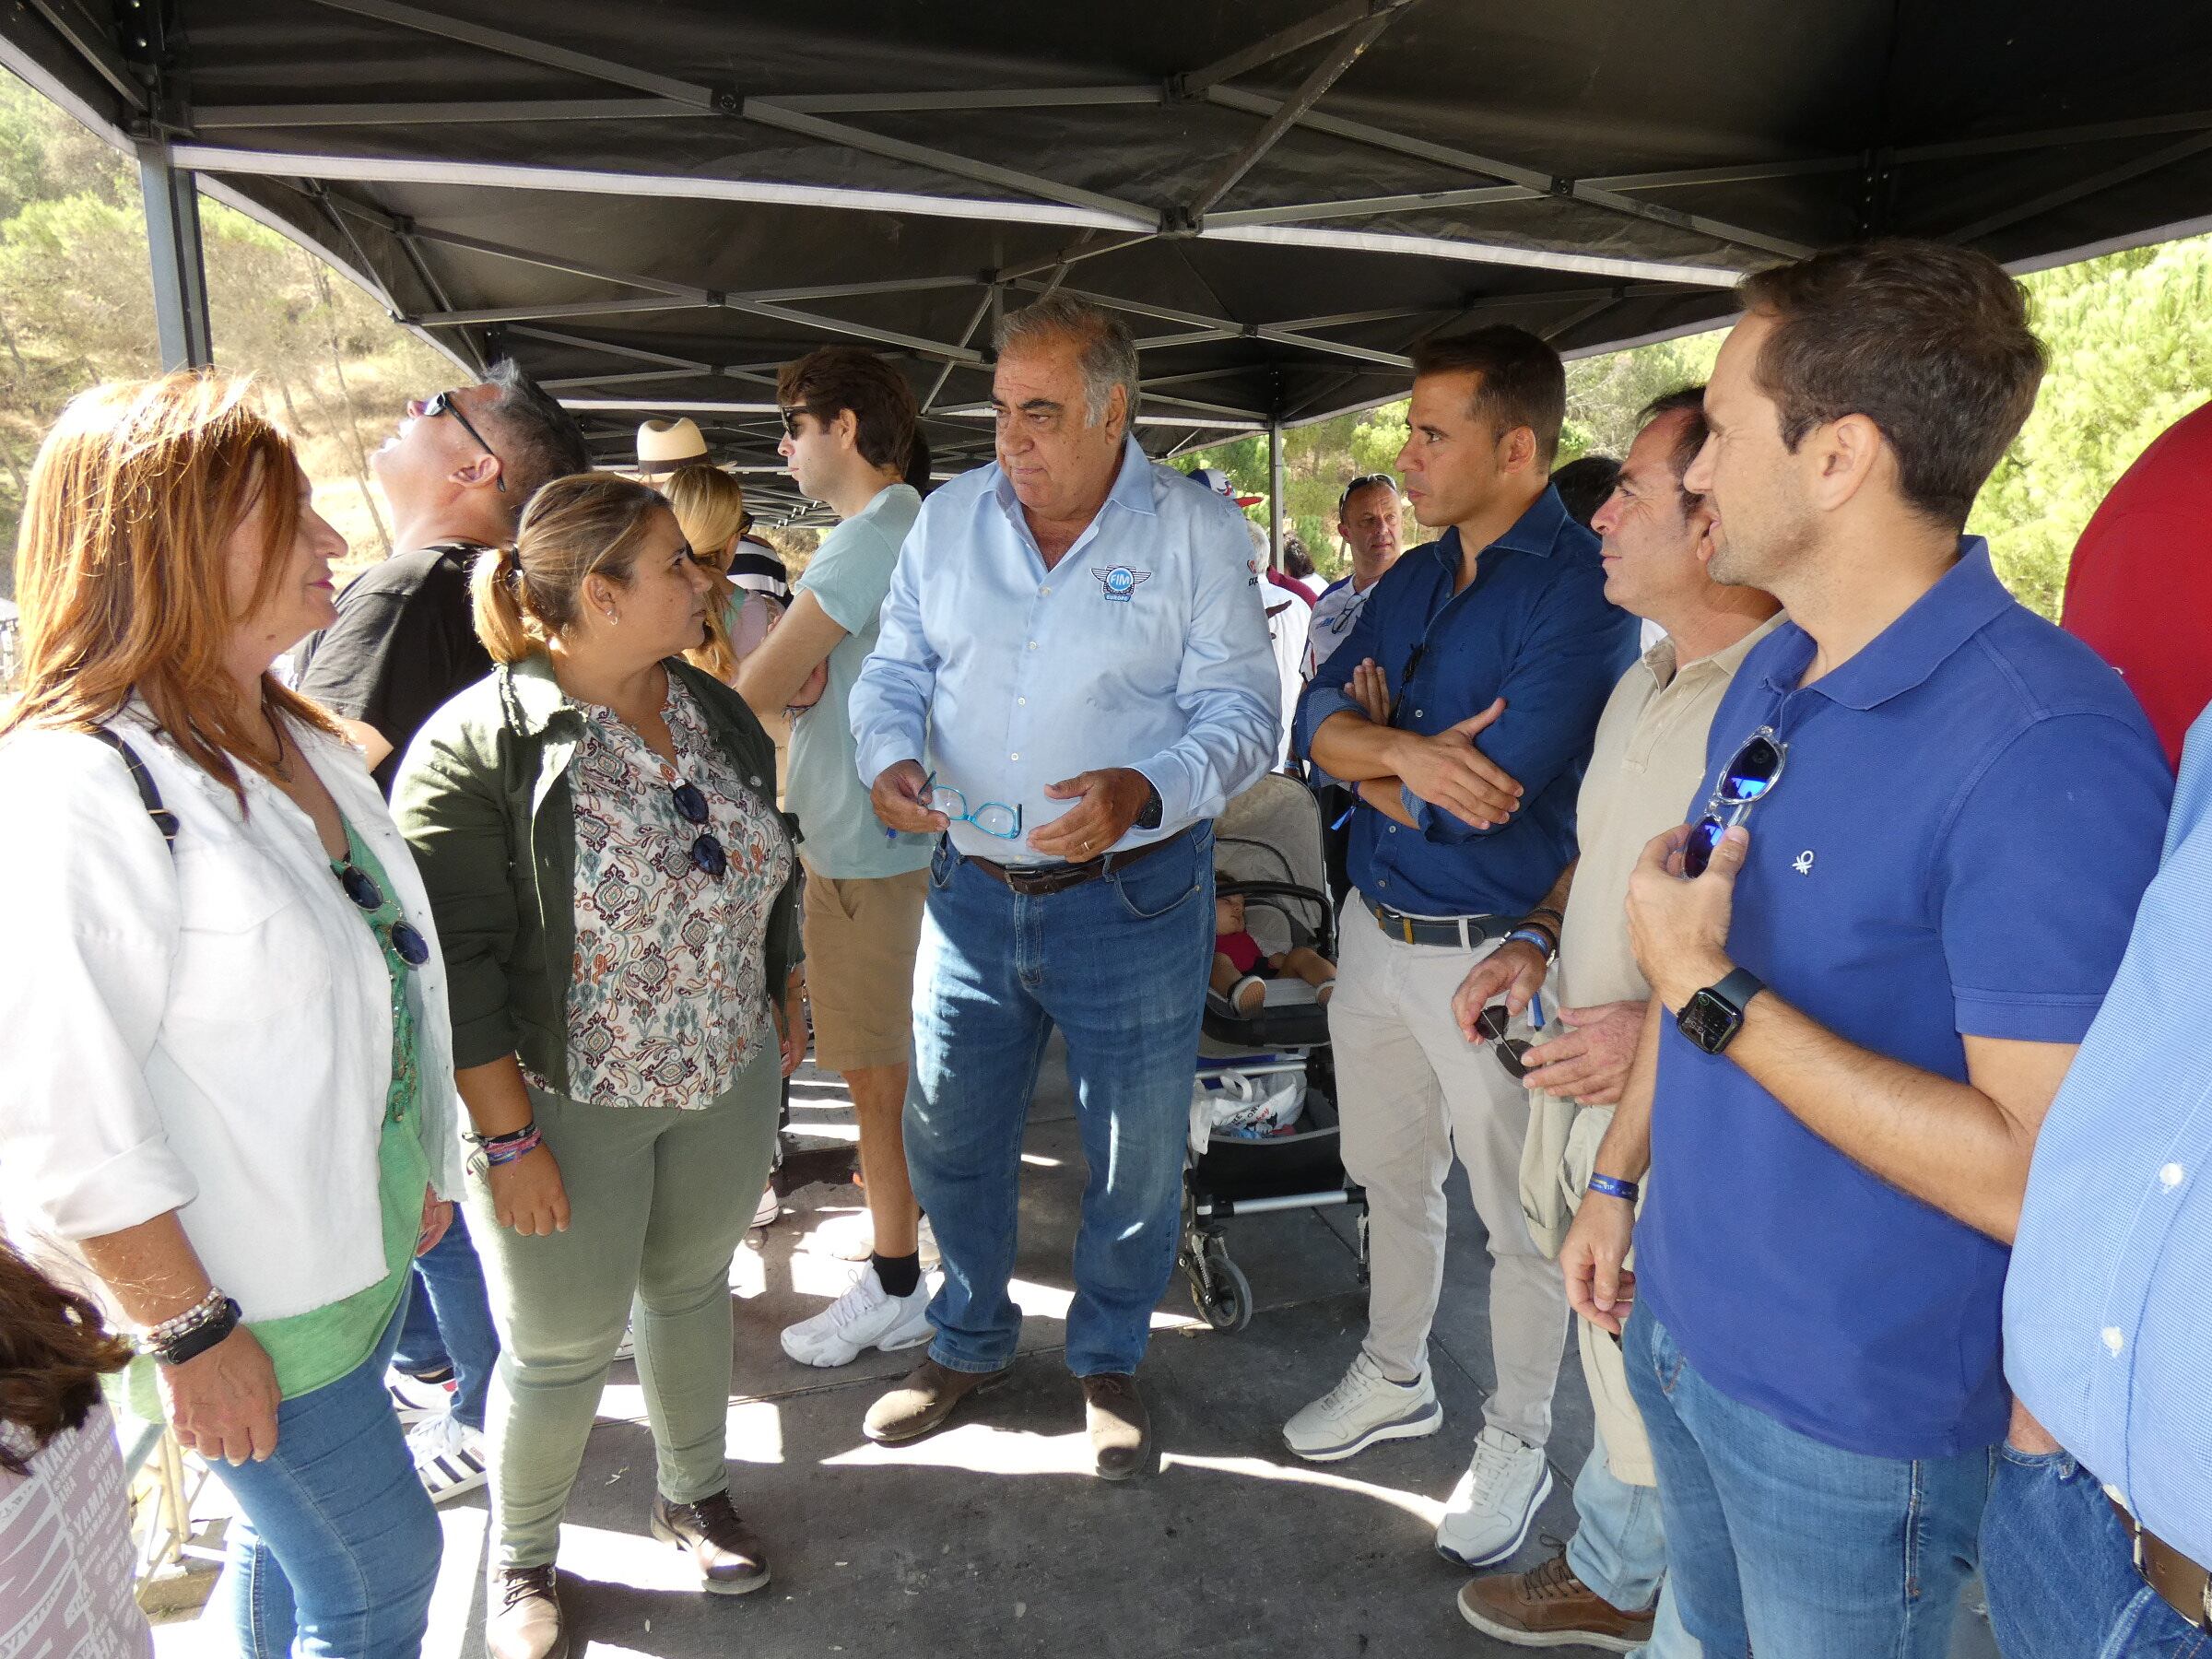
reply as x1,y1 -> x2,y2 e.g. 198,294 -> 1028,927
850,294 -> 1277,1477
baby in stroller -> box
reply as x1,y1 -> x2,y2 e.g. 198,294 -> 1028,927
1212,893 -> 1336,1016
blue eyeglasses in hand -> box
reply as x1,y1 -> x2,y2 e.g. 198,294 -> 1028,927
885,771 -> 1024,841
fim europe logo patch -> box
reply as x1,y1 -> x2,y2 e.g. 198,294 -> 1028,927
1090,564 -> 1153,603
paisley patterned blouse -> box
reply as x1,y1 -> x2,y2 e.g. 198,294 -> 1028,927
554,673 -> 794,1110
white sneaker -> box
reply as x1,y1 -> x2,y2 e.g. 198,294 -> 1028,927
1435,1425 -> 1554,1568
780,1265 -> 935,1368
1281,1352 -> 1441,1462
385,1370 -> 456,1427
407,1411 -> 489,1505
818,1213 -> 939,1271
752,1186 -> 782,1229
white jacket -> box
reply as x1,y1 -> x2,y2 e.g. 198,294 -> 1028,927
0,706 -> 464,1323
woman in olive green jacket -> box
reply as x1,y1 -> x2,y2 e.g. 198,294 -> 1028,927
393,475 -> 802,1659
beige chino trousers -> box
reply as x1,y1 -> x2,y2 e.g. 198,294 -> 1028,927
1330,891 -> 1570,1450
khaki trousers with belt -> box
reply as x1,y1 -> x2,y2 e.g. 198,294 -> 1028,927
1330,891 -> 1569,1449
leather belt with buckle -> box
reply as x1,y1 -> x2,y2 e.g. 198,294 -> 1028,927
2116,1502 -> 2212,1631
961,825 -> 1189,897
1362,892 -> 1512,950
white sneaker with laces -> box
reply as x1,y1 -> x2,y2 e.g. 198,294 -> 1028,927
819,1213 -> 939,1270
780,1265 -> 935,1368
385,1371 -> 456,1427
407,1411 -> 489,1505
1281,1352 -> 1441,1462
752,1186 -> 782,1229
1435,1425 -> 1554,1568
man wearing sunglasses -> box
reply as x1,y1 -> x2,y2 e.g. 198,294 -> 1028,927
1284,326 -> 1639,1572
1559,241 -> 2173,1657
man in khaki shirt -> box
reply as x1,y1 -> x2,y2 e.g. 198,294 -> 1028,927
1449,389 -> 1781,1654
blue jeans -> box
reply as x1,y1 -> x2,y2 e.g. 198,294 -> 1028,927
1982,1441 -> 2211,1658
1623,1304 -> 1989,1659
907,827 -> 1213,1378
392,1206 -> 500,1431
1566,1430 -> 1700,1658
214,1306 -> 441,1659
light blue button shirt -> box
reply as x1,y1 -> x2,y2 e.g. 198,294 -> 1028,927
850,436 -> 1278,864
2007,701 -> 2208,1565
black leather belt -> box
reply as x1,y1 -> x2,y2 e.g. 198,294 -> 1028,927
1362,892 -> 1512,949
962,825 -> 1190,897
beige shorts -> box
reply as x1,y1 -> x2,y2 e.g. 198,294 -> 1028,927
801,862 -> 928,1072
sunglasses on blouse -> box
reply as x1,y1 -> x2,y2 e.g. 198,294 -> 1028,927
670,780 -> 729,878
1684,726 -> 1787,877
423,391 -> 507,491
335,858 -> 432,966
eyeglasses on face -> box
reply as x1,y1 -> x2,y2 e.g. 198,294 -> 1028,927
424,390 -> 507,492
335,857 -> 432,967
1684,726 -> 1787,877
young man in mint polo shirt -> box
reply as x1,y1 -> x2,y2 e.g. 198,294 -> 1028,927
1559,241 -> 2172,1656
736,347 -> 933,1364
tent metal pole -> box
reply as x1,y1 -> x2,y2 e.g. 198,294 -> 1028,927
1269,421 -> 1286,568
135,142 -> 212,371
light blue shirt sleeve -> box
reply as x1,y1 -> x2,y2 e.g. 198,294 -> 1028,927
849,500 -> 938,790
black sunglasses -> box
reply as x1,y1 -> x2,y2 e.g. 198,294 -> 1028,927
1684,726 -> 1787,877
335,856 -> 431,967
670,780 -> 728,879
778,407 -> 818,440
424,391 -> 507,492
1339,473 -> 1396,511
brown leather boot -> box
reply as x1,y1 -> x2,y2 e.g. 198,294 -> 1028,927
1456,1551 -> 1655,1653
1080,1372 -> 1151,1481
485,1564 -> 567,1659
863,1356 -> 1009,1443
650,1491 -> 771,1595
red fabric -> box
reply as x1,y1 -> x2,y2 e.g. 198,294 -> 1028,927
1265,568 -> 1313,608
1215,929 -> 1264,976
2060,399 -> 2212,771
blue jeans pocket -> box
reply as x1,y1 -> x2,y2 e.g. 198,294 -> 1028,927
930,834 -> 957,891
1996,1442 -> 2075,1475
1109,829 -> 1206,922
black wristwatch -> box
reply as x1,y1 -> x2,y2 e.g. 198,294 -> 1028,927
1133,779 -> 1164,831
150,1298 -> 242,1367
1677,967 -> 1765,1056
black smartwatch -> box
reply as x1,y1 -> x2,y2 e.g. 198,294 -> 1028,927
150,1298 -> 242,1367
1677,967 -> 1765,1056
1133,780 -> 1164,831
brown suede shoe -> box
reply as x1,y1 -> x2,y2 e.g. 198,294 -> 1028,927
486,1565 -> 567,1659
863,1356 -> 1009,1443
1457,1552 -> 1655,1653
650,1491 -> 771,1595
1080,1372 -> 1151,1481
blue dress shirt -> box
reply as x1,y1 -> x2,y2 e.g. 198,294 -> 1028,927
850,436 -> 1279,863
2007,703 -> 2210,1565
1291,486 -> 1638,917
1638,543 -> 2172,1462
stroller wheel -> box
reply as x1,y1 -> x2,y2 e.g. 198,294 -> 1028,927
1193,1235 -> 1253,1333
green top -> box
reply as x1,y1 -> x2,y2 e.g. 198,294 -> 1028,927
391,653 -> 804,1088
250,822 -> 431,1397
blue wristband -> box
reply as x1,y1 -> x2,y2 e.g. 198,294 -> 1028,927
1586,1173 -> 1640,1204
1502,927 -> 1556,959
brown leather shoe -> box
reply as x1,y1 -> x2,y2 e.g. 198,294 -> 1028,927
1080,1372 -> 1151,1481
1456,1551 -> 1655,1653
863,1357 -> 1009,1443
651,1491 -> 771,1595
486,1564 -> 567,1659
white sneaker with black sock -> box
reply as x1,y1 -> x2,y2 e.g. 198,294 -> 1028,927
780,1264 -> 934,1368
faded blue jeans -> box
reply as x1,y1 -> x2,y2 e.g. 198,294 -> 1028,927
393,1206 -> 500,1431
907,826 -> 1213,1378
215,1304 -> 441,1659
1623,1303 -> 1990,1659
1981,1441 -> 2211,1658
1566,1428 -> 1701,1658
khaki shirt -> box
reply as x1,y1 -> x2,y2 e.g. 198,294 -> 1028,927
1519,615 -> 1784,1255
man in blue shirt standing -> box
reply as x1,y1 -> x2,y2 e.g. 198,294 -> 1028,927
1561,241 -> 2173,1658
1990,700 -> 2212,1654
849,295 -> 1277,1478
1284,326 -> 1639,1570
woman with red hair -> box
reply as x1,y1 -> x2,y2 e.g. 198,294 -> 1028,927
0,373 -> 460,1657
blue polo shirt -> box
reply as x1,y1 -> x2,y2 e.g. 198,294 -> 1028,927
1638,542 -> 2171,1460
1292,487 -> 1638,917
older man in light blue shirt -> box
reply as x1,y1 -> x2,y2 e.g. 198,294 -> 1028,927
850,294 -> 1276,1478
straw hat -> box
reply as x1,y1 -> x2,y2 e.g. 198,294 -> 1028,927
636,417 -> 709,477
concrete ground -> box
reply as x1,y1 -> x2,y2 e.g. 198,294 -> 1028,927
156,1039 -> 2004,1659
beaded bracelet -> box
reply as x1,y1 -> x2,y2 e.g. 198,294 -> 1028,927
479,1126 -> 543,1168
140,1285 -> 227,1348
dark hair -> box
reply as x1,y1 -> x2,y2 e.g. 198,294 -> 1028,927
1406,324 -> 1568,468
903,425 -> 934,498
472,473 -> 670,663
1638,385 -> 1712,502
1281,536 -> 1315,580
1549,455 -> 1621,528
1736,241 -> 2045,530
0,1243 -> 132,1475
479,359 -> 593,519
778,346 -> 920,474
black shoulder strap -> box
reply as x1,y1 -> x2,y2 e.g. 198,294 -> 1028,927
88,727 -> 181,857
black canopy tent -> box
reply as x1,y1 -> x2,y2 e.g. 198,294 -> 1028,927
4,0 -> 2210,526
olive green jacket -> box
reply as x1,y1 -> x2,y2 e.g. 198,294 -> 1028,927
391,653 -> 803,1090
